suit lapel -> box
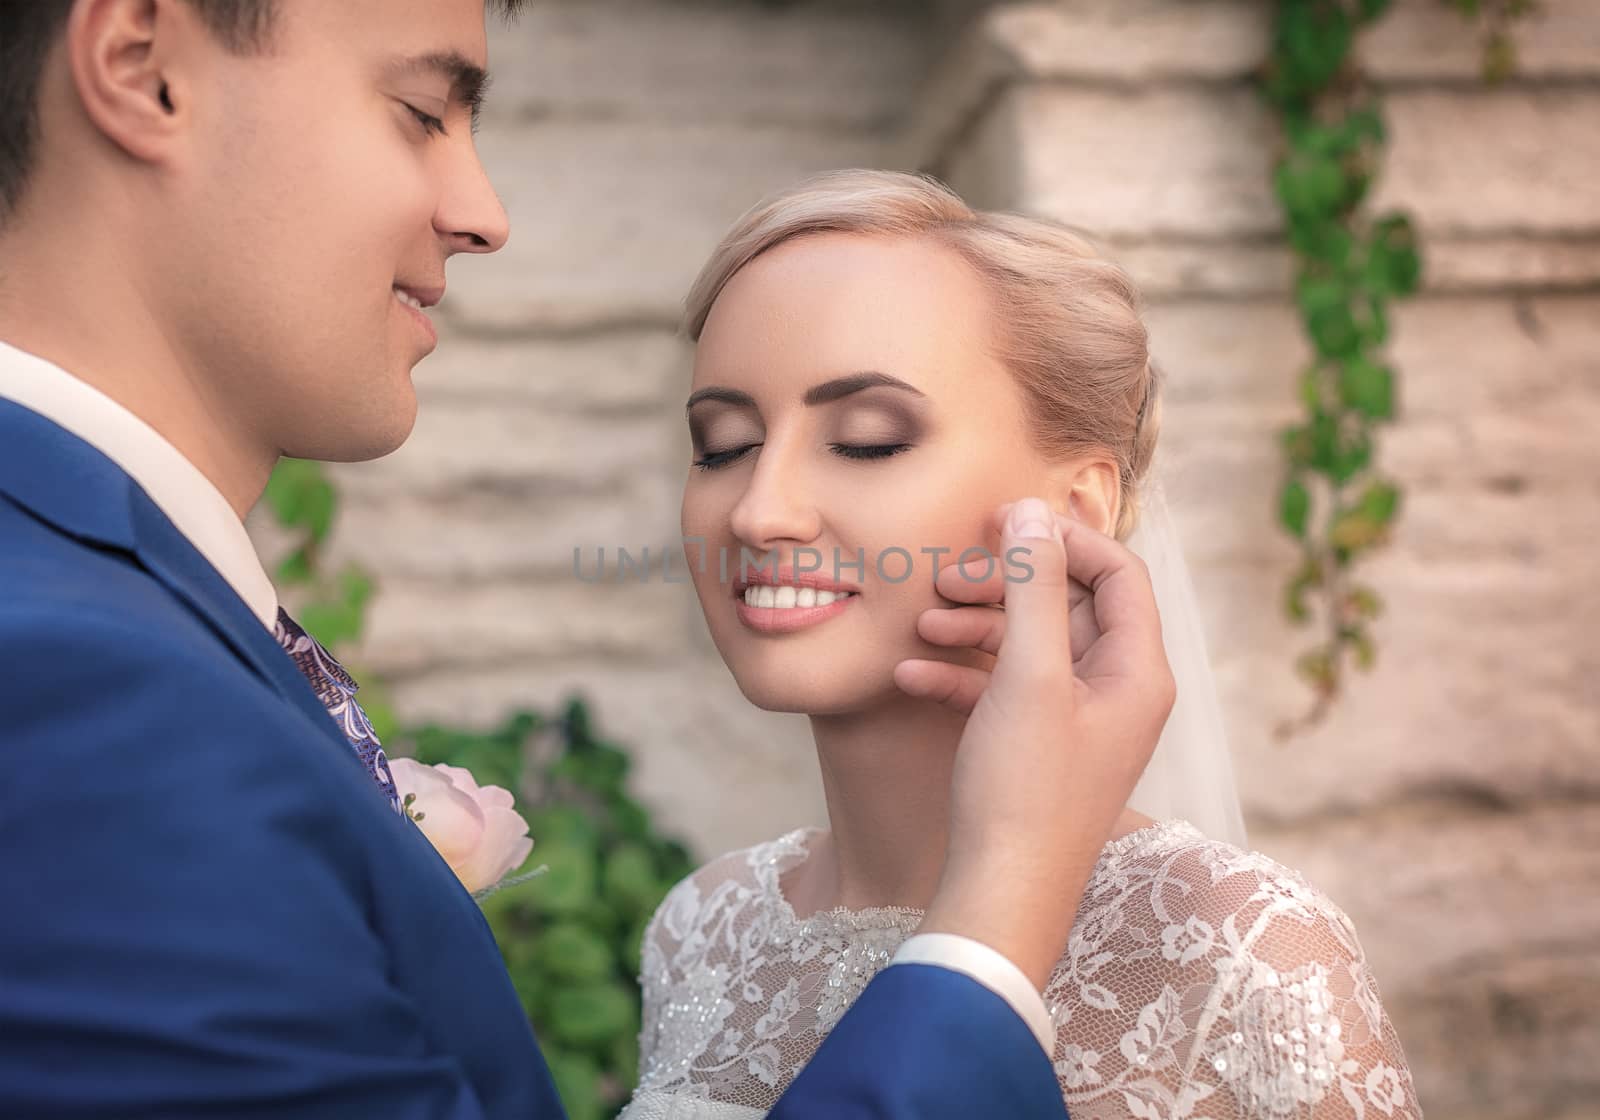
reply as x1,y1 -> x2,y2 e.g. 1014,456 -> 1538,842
0,398 -> 347,747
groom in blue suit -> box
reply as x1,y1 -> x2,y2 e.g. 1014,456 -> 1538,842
0,2 -> 1177,1117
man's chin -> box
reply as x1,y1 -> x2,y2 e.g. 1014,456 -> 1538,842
284,398 -> 419,464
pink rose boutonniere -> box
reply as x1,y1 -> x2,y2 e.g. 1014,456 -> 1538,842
389,759 -> 545,900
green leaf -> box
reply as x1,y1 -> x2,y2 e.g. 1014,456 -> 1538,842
1295,647 -> 1338,695
303,478 -> 336,544
1343,105 -> 1386,144
543,1048 -> 604,1120
1279,479 -> 1312,539
573,743 -> 630,796
1359,480 -> 1402,524
275,547 -> 314,587
1357,0 -> 1392,26
1308,302 -> 1361,359
1276,154 -> 1348,221
538,922 -> 616,983
1285,579 -> 1311,625
1276,0 -> 1354,97
263,458 -> 321,524
1280,423 -> 1314,467
1304,413 -> 1340,477
355,691 -> 399,746
609,1032 -> 641,1098
1339,358 -> 1395,420
1345,626 -> 1378,671
527,806 -> 602,848
1330,428 -> 1373,485
563,696 -> 594,743
1368,214 -> 1422,296
546,982 -> 638,1050
1291,222 -> 1354,268
622,914 -> 651,979
1483,30 -> 1517,85
297,600 -> 360,650
1345,585 -> 1385,620
604,843 -> 665,918
1329,510 -> 1383,552
338,566 -> 376,611
610,795 -> 653,842
527,842 -> 598,916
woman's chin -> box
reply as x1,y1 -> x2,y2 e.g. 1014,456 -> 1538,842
730,668 -> 895,716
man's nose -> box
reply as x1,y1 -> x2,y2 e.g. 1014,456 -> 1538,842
436,144 -> 510,255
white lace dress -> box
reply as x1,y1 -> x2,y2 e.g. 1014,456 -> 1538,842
619,820 -> 1420,1120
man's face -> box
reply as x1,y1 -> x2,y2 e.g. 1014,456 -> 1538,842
164,0 -> 508,462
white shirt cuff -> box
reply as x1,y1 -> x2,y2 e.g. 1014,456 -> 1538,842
889,933 -> 1055,1056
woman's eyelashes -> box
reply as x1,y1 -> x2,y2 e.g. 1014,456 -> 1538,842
691,441 -> 913,471
693,443 -> 759,471
831,442 -> 912,462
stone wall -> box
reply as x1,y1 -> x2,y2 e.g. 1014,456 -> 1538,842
251,2 -> 1600,1115
917,4 -> 1600,1116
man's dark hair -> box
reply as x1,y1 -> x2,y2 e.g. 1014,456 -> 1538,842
0,0 -> 525,222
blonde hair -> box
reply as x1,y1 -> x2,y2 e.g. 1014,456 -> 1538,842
683,169 -> 1160,540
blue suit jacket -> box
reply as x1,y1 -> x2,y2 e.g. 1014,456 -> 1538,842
0,398 -> 1065,1119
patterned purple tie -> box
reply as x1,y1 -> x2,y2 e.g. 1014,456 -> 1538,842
273,608 -> 401,813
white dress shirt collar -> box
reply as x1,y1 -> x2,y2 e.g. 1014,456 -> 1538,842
0,339 -> 279,630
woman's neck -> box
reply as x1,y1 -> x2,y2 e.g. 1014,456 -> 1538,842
788,692 -> 967,916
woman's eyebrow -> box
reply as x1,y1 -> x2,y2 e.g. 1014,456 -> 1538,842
803,371 -> 926,405
685,387 -> 756,412
685,372 -> 925,413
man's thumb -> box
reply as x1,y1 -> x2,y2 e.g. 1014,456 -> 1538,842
997,497 -> 1074,664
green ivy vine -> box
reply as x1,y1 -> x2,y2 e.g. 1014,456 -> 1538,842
1262,0 -> 1531,735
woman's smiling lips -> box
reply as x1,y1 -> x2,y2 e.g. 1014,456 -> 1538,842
733,566 -> 860,634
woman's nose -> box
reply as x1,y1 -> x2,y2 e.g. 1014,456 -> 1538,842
727,452 -> 822,552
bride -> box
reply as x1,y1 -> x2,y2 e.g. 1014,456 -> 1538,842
620,170 -> 1420,1119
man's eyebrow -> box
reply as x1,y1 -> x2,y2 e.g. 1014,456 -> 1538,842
685,372 -> 925,412
387,50 -> 492,125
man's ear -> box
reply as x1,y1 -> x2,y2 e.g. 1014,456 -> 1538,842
67,0 -> 199,164
1043,457 -> 1121,537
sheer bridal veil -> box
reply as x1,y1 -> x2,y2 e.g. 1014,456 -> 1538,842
1119,469 -> 1249,849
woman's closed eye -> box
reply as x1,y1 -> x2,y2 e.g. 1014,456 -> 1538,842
693,443 -> 760,471
831,442 -> 912,462
692,442 -> 913,471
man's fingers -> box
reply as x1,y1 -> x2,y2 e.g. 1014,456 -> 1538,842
1053,517 -> 1172,708
916,605 -> 1006,657
1057,516 -> 1162,642
933,560 -> 1005,605
892,658 -> 990,715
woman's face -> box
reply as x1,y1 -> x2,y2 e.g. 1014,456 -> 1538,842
681,231 -> 1065,714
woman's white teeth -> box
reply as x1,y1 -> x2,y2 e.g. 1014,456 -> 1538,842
743,585 -> 856,608
394,288 -> 425,310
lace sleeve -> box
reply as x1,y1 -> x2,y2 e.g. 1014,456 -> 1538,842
1194,871 -> 1421,1120
1045,831 -> 1421,1120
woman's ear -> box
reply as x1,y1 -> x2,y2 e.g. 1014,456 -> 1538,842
1044,457 -> 1120,536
